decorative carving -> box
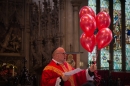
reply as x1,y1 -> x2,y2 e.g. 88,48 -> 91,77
0,12 -> 22,53
30,0 -> 63,71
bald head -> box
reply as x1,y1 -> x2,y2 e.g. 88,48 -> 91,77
52,47 -> 64,58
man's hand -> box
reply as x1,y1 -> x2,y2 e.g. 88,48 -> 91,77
89,64 -> 97,72
61,75 -> 70,81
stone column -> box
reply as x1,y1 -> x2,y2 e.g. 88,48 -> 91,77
71,0 -> 81,52
24,0 -> 30,70
65,0 -> 73,51
121,0 -> 126,71
59,0 -> 66,47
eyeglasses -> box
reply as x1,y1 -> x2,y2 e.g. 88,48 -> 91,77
57,52 -> 66,55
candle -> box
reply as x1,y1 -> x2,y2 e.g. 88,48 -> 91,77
12,66 -> 14,77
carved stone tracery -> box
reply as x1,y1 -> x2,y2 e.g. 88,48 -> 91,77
30,0 -> 63,71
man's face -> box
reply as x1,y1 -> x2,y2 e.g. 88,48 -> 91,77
56,48 -> 67,63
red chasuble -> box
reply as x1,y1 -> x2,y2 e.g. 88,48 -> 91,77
41,60 -> 87,86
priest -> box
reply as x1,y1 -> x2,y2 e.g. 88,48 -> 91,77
41,47 -> 97,86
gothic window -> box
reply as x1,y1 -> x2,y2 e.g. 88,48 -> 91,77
87,0 -> 129,71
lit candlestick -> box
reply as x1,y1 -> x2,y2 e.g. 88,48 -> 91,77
12,66 -> 14,77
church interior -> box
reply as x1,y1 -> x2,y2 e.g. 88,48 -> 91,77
0,0 -> 130,86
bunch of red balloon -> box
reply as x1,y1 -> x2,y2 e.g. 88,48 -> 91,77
79,6 -> 112,52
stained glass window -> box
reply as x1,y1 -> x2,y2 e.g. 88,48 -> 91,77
88,0 -> 96,66
88,0 -> 96,13
87,0 -> 128,70
100,0 -> 109,12
113,0 -> 122,70
125,0 -> 130,70
100,0 -> 109,69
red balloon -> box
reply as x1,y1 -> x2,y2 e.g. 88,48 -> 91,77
96,28 -> 113,50
79,6 -> 96,18
96,11 -> 111,30
80,14 -> 96,37
80,33 -> 96,52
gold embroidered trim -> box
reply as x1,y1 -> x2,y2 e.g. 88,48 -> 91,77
44,64 -> 75,86
44,66 -> 63,76
66,63 -> 75,86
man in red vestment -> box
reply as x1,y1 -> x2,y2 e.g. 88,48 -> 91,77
41,47 -> 97,86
